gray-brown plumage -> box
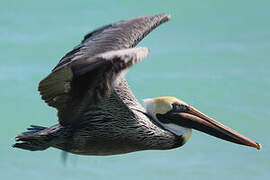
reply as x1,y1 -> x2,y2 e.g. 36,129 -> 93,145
13,13 -> 261,155
13,14 -> 181,155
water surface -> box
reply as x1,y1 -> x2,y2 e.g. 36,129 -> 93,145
1,0 -> 269,179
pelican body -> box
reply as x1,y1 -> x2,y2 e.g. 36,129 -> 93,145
13,14 -> 261,155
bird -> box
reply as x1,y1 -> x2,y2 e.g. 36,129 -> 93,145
13,13 -> 261,156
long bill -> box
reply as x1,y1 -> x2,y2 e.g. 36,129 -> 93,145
173,106 -> 262,150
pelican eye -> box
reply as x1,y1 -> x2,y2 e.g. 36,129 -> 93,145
156,102 -> 190,124
172,103 -> 189,113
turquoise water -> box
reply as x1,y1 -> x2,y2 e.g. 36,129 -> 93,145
1,0 -> 269,179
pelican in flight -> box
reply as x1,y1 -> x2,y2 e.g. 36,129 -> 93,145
13,14 -> 261,155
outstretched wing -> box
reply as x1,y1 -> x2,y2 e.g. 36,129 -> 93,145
53,13 -> 170,70
39,47 -> 149,126
39,13 -> 170,126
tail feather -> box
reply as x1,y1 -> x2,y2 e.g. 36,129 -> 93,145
13,125 -> 51,151
23,125 -> 47,134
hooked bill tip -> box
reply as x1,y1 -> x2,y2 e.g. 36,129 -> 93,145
256,143 -> 262,151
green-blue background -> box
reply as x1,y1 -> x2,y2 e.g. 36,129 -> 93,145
1,0 -> 269,179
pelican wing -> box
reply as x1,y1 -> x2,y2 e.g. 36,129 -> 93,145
53,13 -> 170,70
38,13 -> 170,126
38,47 -> 149,125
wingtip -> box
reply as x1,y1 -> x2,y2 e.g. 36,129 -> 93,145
133,13 -> 171,25
155,13 -> 171,21
162,13 -> 171,20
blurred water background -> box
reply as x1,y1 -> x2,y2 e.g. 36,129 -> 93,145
1,0 -> 269,179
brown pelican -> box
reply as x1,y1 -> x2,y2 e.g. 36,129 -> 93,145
13,14 -> 261,155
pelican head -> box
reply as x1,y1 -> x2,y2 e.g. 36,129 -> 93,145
143,96 -> 262,150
